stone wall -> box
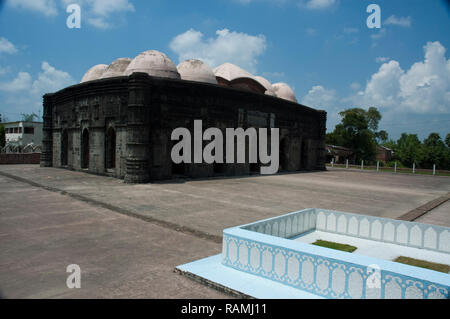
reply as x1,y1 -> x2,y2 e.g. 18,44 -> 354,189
0,153 -> 41,164
42,73 -> 327,182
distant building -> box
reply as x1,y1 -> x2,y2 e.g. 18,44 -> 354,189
326,145 -> 355,164
3,121 -> 43,153
376,145 -> 394,163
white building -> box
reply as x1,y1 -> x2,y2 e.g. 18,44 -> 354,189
3,121 -> 43,153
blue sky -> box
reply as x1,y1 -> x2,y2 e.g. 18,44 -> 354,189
0,0 -> 449,141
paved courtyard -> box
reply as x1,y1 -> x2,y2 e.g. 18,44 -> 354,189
0,164 -> 449,298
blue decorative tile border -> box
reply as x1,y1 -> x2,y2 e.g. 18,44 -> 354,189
222,208 -> 450,299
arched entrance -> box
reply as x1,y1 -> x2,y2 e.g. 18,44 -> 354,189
105,127 -> 116,169
61,130 -> 68,166
81,128 -> 89,169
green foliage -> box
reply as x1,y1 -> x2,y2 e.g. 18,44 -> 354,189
21,113 -> 39,122
445,133 -> 450,148
0,124 -> 5,149
327,107 -> 380,163
386,132 -> 450,170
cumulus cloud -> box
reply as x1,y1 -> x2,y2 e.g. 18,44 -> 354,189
351,42 -> 450,114
301,85 -> 338,108
0,61 -> 75,116
169,28 -> 267,73
7,0 -> 58,16
0,72 -> 32,92
385,15 -> 412,27
0,37 -> 18,54
31,61 -> 75,94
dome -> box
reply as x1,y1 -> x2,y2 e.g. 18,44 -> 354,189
213,63 -> 253,82
272,82 -> 298,103
177,59 -> 218,84
124,50 -> 180,79
100,58 -> 131,79
80,64 -> 108,83
254,76 -> 276,96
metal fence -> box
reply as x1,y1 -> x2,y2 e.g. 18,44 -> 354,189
327,160 -> 450,176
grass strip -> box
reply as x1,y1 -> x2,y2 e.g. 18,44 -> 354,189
312,240 -> 357,253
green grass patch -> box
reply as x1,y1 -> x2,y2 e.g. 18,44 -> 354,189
312,240 -> 357,253
394,256 -> 450,273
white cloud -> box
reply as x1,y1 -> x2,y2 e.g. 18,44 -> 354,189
0,37 -> 18,54
0,61 -> 75,116
8,0 -> 135,28
7,0 -> 58,16
350,82 -> 361,90
301,85 -> 338,108
0,72 -> 32,92
371,28 -> 386,40
31,61 -> 75,94
385,15 -> 412,27
63,0 -> 135,29
304,0 -> 336,10
351,41 -> 450,114
169,28 -> 267,73
375,57 -> 389,63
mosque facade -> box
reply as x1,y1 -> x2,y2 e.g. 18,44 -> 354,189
40,50 -> 327,183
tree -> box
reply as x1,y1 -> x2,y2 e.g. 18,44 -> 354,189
444,133 -> 450,148
21,113 -> 39,122
327,107 -> 380,163
422,133 -> 447,169
396,133 -> 423,167
376,130 -> 389,144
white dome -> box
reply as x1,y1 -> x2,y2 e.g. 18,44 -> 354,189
254,76 -> 276,96
272,82 -> 298,103
100,58 -> 131,79
124,50 -> 180,79
177,59 -> 218,84
80,64 -> 108,83
213,63 -> 253,81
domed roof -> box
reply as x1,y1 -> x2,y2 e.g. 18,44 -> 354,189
100,58 -> 131,79
80,64 -> 108,83
272,82 -> 298,103
254,76 -> 276,96
177,59 -> 218,84
213,63 -> 253,82
124,50 -> 180,79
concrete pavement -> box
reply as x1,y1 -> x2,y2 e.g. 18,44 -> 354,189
0,164 -> 449,298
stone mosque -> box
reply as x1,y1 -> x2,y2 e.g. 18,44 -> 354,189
40,50 -> 326,183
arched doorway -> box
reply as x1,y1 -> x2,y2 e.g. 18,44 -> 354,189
61,130 -> 68,166
105,127 -> 116,169
81,128 -> 89,169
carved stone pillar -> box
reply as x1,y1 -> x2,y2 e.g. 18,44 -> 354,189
124,73 -> 150,183
40,94 -> 54,167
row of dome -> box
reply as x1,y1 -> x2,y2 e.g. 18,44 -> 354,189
80,50 -> 298,103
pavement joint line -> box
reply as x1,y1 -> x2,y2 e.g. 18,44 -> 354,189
0,169 -> 222,244
396,192 -> 450,222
